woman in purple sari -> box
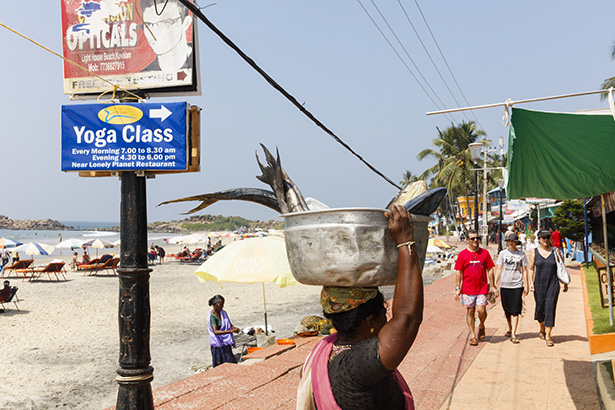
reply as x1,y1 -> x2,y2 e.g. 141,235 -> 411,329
207,295 -> 240,367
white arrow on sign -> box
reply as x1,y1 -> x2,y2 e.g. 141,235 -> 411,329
149,105 -> 172,122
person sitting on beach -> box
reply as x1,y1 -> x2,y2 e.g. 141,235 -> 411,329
207,294 -> 240,367
296,205 -> 423,409
178,246 -> 190,258
80,250 -> 91,265
12,250 -> 19,263
0,280 -> 11,302
71,252 -> 79,271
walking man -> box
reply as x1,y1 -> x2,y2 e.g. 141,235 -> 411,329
454,229 -> 497,346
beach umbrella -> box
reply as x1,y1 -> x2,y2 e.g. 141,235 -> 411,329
13,242 -> 55,256
56,238 -> 85,249
426,244 -> 443,254
194,237 -> 298,334
82,238 -> 115,257
0,238 -> 23,248
429,238 -> 452,249
82,238 -> 115,248
180,233 -> 209,246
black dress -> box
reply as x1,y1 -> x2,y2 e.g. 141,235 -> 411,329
533,248 -> 560,327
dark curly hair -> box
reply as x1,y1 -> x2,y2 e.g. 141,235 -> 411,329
323,291 -> 386,337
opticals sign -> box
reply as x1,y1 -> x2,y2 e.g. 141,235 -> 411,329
62,102 -> 188,171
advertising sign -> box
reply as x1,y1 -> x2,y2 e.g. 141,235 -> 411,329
61,0 -> 199,96
62,102 -> 188,171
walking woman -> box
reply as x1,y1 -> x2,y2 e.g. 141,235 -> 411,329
207,294 -> 240,367
495,233 -> 529,343
528,230 -> 569,347
296,205 -> 423,409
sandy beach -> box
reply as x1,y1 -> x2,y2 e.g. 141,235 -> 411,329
0,241 -> 454,410
0,254 -> 328,410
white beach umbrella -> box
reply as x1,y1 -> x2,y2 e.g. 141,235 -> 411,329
0,238 -> 23,248
14,242 -> 55,256
180,234 -> 209,245
56,238 -> 85,249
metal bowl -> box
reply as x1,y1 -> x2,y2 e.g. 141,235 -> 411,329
282,208 -> 430,287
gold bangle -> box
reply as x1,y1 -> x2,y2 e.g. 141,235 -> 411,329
397,241 -> 415,248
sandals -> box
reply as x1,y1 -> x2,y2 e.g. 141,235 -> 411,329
504,330 -> 512,337
469,337 -> 478,346
511,336 -> 520,344
546,339 -> 554,347
478,327 -> 486,340
539,331 -> 546,340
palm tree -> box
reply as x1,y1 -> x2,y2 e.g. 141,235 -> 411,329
400,170 -> 419,188
600,43 -> 615,99
417,121 -> 487,230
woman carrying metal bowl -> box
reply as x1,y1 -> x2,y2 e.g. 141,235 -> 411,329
296,205 -> 423,410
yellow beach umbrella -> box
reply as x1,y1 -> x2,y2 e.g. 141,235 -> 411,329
195,236 -> 297,333
429,238 -> 452,249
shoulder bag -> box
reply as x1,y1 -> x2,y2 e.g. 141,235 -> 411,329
554,250 -> 570,284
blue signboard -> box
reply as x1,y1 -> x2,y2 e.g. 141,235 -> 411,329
62,102 -> 188,171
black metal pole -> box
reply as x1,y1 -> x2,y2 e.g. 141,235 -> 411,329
498,187 -> 503,253
116,171 -> 154,410
474,164 -> 479,232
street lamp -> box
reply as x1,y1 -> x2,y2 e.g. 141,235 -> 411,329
497,179 -> 504,253
468,143 -> 482,233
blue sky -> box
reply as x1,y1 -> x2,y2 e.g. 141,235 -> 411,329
1,1 -> 614,224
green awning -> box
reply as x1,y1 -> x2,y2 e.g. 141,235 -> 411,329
507,107 -> 615,200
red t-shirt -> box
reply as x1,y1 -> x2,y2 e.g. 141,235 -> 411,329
454,248 -> 494,295
552,230 -> 562,248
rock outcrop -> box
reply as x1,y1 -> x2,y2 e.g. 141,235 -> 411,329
0,215 -> 69,230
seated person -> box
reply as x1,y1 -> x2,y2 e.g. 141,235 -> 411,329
178,246 -> 190,257
80,251 -> 91,265
0,280 -> 11,302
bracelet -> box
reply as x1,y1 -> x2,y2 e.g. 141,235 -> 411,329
397,241 -> 415,248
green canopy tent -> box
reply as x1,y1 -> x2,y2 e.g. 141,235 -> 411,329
507,107 -> 615,200
507,107 -> 615,325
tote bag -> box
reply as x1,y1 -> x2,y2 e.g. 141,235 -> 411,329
554,250 -> 570,284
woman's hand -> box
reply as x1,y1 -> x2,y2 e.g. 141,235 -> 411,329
385,205 -> 414,245
563,283 -> 569,293
232,326 -> 241,333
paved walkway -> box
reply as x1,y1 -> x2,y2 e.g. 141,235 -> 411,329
107,243 -> 602,409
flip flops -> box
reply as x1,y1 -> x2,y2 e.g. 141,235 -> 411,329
539,331 -> 546,340
511,336 -> 520,344
505,330 -> 512,337
469,337 -> 478,346
478,327 -> 486,340
546,339 -> 554,347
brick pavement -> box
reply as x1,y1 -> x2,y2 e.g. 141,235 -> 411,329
104,241 -> 601,409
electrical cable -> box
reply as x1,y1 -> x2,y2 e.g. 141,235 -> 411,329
396,0 -> 471,123
356,0 -> 456,124
413,0 -> 484,129
176,0 -> 402,190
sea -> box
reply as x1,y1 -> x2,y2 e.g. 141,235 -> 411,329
0,221 -> 178,259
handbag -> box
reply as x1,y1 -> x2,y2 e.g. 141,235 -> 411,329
554,250 -> 570,284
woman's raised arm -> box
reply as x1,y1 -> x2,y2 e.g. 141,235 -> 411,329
379,205 -> 424,370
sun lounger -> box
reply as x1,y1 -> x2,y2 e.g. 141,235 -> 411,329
18,262 -> 67,282
81,257 -> 119,276
177,249 -> 206,262
1,259 -> 34,279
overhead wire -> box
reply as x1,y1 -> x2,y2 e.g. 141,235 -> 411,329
175,0 -> 402,190
396,0 -> 472,123
356,0 -> 456,124
412,0 -> 485,130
